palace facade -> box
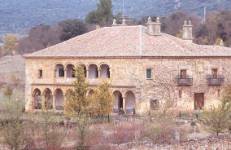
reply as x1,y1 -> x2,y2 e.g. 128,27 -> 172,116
24,18 -> 231,115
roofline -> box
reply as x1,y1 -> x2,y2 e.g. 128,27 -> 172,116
24,55 -> 231,60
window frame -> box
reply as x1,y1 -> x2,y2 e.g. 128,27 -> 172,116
212,68 -> 218,78
38,69 -> 43,79
58,68 -> 65,77
180,69 -> 187,79
146,68 -> 153,80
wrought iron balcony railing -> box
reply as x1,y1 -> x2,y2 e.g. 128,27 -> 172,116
176,75 -> 193,86
207,75 -> 224,86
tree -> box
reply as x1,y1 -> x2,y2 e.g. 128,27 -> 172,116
58,19 -> 88,41
64,65 -> 91,149
75,114 -> 90,150
95,81 -> 113,121
17,24 -> 62,54
200,96 -> 231,136
85,0 -> 113,26
3,34 -> 18,55
65,65 -> 89,116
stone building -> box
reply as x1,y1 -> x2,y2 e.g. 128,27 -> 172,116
24,17 -> 231,115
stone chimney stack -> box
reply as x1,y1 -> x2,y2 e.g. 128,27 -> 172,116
147,17 -> 161,36
182,20 -> 193,41
122,17 -> 127,26
112,18 -> 117,26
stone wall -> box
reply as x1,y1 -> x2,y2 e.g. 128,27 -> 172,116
25,57 -> 231,114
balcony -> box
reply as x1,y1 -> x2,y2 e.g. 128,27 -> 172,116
176,75 -> 193,86
207,75 -> 224,86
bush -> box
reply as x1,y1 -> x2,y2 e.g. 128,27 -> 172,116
110,122 -> 143,144
0,100 -> 26,150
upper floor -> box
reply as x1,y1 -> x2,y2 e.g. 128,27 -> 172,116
25,57 -> 231,88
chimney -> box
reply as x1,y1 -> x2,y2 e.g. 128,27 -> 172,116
96,24 -> 101,30
182,20 -> 193,41
112,18 -> 117,26
122,17 -> 127,26
146,16 -> 161,36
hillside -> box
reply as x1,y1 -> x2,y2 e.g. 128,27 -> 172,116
0,0 -> 231,35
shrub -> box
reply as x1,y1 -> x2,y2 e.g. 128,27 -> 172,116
110,122 -> 143,144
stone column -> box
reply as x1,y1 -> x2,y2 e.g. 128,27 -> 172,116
63,94 -> 66,112
64,68 -> 67,79
123,96 -> 126,114
98,67 -> 101,78
86,69 -> 89,79
108,68 -> 111,78
51,94 -> 56,111
54,69 -> 57,78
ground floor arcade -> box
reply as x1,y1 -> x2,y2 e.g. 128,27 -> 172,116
30,85 -> 137,115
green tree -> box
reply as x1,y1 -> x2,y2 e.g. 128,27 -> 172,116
64,65 -> 90,149
95,81 -> 113,121
59,19 -> 88,41
65,65 -> 89,116
85,0 -> 113,26
75,114 -> 90,150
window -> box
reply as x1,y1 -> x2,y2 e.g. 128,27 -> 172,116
212,68 -> 218,78
59,68 -> 65,77
146,68 -> 152,79
55,64 -> 65,78
38,69 -> 43,78
150,99 -> 159,110
179,90 -> 182,98
180,69 -> 187,78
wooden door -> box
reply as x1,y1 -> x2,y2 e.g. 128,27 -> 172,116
194,93 -> 204,110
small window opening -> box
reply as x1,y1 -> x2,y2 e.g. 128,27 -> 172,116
179,90 -> 182,98
38,70 -> 43,78
59,69 -> 64,77
180,69 -> 187,78
212,68 -> 218,78
150,99 -> 159,110
146,68 -> 152,79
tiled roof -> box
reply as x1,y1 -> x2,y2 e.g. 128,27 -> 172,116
24,25 -> 231,58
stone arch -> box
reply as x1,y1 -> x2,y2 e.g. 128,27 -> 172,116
54,88 -> 64,110
113,91 -> 123,113
100,64 -> 110,78
66,64 -> 75,78
32,88 -> 42,109
55,64 -> 65,77
125,91 -> 136,114
43,88 -> 53,110
88,64 -> 98,79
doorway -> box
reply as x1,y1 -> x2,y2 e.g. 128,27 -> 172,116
194,93 -> 204,110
